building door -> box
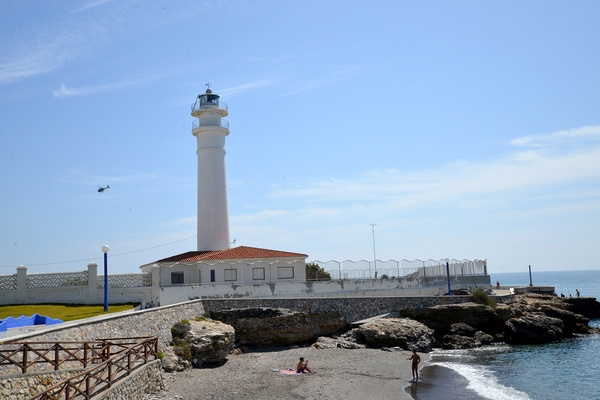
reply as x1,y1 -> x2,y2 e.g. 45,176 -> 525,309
210,269 -> 215,282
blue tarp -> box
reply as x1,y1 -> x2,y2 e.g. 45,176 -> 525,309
0,314 -> 64,332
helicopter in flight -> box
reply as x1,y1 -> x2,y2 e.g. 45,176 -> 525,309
98,185 -> 110,193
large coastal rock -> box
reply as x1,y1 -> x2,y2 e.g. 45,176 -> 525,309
562,297 -> 600,318
166,318 -> 235,371
539,305 -> 589,335
503,313 -> 564,344
400,294 -> 600,348
400,302 -> 517,335
354,318 -> 434,352
208,308 -> 346,347
512,293 -> 600,318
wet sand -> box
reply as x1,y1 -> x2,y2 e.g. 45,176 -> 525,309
405,364 -> 488,400
147,346 -> 429,400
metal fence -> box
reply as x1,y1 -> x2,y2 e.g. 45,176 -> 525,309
309,258 -> 487,280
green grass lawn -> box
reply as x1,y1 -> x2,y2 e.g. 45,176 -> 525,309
0,303 -> 137,322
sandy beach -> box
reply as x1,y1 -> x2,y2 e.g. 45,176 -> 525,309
145,346 -> 428,400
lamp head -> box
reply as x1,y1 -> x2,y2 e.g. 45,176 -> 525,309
102,245 -> 110,253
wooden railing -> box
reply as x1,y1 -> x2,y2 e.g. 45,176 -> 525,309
29,337 -> 158,400
0,341 -> 109,374
0,337 -> 158,400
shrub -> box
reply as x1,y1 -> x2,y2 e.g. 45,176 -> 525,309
173,342 -> 192,361
306,262 -> 332,281
171,321 -> 192,340
472,288 -> 497,308
157,350 -> 164,359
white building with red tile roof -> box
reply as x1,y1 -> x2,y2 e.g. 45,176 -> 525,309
140,246 -> 308,287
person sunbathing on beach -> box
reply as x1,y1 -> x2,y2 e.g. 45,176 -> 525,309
407,350 -> 420,382
296,357 -> 314,373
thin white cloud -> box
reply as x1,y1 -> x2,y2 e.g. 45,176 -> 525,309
268,147 -> 600,209
511,125 -> 600,147
52,77 -> 156,98
1,1 -> 181,86
218,79 -> 281,97
71,0 -> 117,13
269,124 -> 600,206
0,33 -> 83,84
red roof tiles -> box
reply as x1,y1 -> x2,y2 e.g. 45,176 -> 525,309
150,246 -> 308,264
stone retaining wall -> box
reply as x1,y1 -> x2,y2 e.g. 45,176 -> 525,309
97,360 -> 163,400
0,361 -> 163,400
0,369 -> 83,400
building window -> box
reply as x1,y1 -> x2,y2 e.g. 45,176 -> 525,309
252,268 -> 265,280
224,269 -> 237,282
277,266 -> 294,279
171,272 -> 184,285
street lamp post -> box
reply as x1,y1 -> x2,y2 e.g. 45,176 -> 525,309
369,223 -> 377,279
102,245 -> 109,311
445,258 -> 452,296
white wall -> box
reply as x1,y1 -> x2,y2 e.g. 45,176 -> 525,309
159,275 -> 492,304
157,259 -> 306,286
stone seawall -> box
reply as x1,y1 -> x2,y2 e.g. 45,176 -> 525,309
201,294 -> 515,323
1,295 -> 514,353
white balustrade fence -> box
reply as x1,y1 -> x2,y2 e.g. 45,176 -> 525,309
97,273 -> 153,289
0,264 -> 153,306
26,271 -> 89,289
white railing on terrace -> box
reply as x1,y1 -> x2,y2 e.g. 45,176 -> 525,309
310,258 -> 487,281
192,118 -> 229,129
191,102 -> 228,113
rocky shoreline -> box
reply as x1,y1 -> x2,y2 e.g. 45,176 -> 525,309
146,292 -> 599,399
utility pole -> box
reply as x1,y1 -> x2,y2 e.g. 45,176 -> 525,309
369,223 -> 377,278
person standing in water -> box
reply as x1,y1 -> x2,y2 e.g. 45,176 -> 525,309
408,350 -> 421,382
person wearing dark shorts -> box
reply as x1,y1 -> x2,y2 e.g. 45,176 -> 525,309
407,350 -> 420,382
296,357 -> 314,373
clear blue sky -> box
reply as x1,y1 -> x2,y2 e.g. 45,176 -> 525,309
1,0 -> 599,275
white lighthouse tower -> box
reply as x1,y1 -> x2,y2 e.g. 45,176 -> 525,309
191,86 -> 230,251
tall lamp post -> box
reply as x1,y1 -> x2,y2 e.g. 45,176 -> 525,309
369,223 -> 377,279
445,258 -> 452,296
102,245 -> 109,311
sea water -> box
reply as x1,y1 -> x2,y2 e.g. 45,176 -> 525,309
411,269 -> 600,400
